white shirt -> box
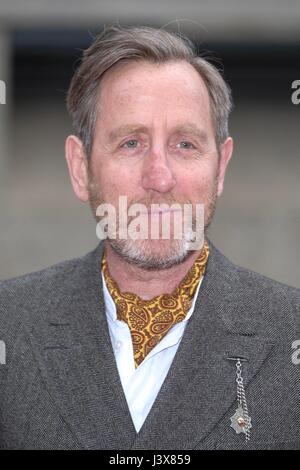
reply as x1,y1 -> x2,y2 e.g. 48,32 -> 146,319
101,271 -> 203,433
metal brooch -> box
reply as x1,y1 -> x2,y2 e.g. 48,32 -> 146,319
229,358 -> 252,441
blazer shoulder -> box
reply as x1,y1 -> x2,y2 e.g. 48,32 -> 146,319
0,244 -> 102,333
211,241 -> 299,295
208,241 -> 300,330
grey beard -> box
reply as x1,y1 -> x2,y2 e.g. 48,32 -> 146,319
107,234 -> 196,271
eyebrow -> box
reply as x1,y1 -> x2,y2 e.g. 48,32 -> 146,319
108,125 -> 148,143
108,123 -> 208,143
172,124 -> 209,143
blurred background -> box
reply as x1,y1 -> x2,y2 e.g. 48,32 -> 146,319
0,0 -> 299,287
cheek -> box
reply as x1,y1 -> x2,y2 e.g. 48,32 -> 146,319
94,163 -> 142,202
175,165 -> 217,201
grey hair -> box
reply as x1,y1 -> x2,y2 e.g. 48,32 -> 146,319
66,24 -> 233,158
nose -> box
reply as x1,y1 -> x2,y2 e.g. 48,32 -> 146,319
141,147 -> 176,193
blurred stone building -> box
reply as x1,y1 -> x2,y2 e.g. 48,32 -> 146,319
0,0 -> 299,287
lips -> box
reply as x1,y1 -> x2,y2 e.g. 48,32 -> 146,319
138,208 -> 182,215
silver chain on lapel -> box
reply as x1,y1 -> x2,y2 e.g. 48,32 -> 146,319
229,358 -> 252,441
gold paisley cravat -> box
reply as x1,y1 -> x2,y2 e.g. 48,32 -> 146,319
102,240 -> 209,368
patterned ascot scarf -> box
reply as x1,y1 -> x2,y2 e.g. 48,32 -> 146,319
102,240 -> 209,368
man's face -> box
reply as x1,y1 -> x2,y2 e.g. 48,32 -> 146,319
71,60 -> 232,269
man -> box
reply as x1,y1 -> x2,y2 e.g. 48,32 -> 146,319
0,25 -> 299,450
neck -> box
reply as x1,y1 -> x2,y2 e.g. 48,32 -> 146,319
103,242 -> 203,300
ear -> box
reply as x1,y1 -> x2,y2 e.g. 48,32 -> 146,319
217,137 -> 233,197
65,135 -> 89,202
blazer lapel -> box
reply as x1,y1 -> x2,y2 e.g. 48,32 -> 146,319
131,241 -> 275,449
29,242 -> 137,450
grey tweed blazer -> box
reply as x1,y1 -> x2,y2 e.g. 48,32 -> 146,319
0,239 -> 299,450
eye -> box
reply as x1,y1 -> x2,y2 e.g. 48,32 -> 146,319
122,139 -> 139,149
177,141 -> 195,149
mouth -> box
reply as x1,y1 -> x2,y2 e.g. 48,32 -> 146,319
138,208 -> 183,215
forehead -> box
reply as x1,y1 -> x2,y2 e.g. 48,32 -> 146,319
98,60 -> 212,127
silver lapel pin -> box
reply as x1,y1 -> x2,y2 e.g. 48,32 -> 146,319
228,357 -> 252,442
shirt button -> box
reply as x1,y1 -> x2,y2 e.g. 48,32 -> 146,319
115,340 -> 123,350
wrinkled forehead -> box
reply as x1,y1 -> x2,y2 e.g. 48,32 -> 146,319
96,60 -> 213,132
